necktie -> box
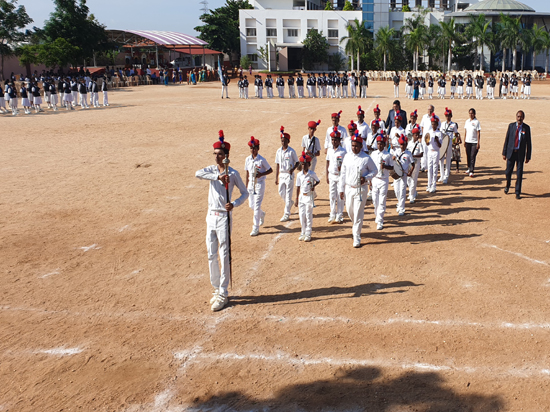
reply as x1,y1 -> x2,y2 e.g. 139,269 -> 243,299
514,127 -> 519,149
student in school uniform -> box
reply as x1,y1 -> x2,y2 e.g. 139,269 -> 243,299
405,109 -> 420,137
49,81 -> 58,111
326,128 -> 347,224
70,78 -> 79,106
372,104 -> 386,132
356,105 -> 371,142
439,107 -> 458,184
6,81 -> 19,115
427,76 -> 434,99
457,75 -> 464,99
288,74 -> 296,98
245,137 -> 273,236
389,115 -> 405,153
0,84 -> 8,114
523,75 -> 531,99
341,73 -> 349,98
20,83 -> 32,115
101,76 -> 109,106
392,134 -> 413,216
30,81 -> 43,113
324,111 -> 347,154
424,114 -> 443,193
43,78 -> 51,108
466,75 -> 474,99
296,73 -> 304,98
370,135 -> 394,230
407,127 -> 423,203
243,75 -> 249,99
90,78 -> 100,107
238,77 -> 244,99
450,75 -> 457,99
464,108 -> 481,177
350,72 -> 357,98
257,75 -> 263,99
195,131 -> 248,312
302,120 -> 322,172
306,74 -> 315,98
78,79 -> 89,109
295,152 -> 320,242
276,74 -> 285,98
275,126 -> 299,222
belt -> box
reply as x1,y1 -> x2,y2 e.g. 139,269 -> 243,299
513,149 -> 519,152
209,211 -> 228,216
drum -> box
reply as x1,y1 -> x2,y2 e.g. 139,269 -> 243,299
439,134 -> 451,159
391,159 -> 404,180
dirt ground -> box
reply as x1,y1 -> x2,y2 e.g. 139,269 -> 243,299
1,79 -> 549,412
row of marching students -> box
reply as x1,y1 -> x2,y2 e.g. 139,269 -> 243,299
0,77 -> 109,116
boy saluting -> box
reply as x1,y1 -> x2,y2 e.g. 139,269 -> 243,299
195,131 -> 248,312
295,152 -> 320,242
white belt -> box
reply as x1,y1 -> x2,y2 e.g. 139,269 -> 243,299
209,210 -> 228,216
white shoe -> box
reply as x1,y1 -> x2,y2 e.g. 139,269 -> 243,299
299,234 -> 305,241
328,217 -> 334,223
280,214 -> 289,222
367,192 -> 372,201
337,217 -> 344,224
260,211 -> 266,226
211,295 -> 228,312
442,179 -> 448,184
410,198 -> 415,204
437,178 -> 443,183
304,236 -> 311,242
353,241 -> 360,248
398,211 -> 405,216
250,229 -> 259,236
377,223 -> 383,230
210,291 -> 219,304
426,188 -> 430,192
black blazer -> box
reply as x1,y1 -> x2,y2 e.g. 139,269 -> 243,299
502,122 -> 532,162
385,109 -> 408,132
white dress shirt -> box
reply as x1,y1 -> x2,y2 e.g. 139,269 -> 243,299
338,151 -> 377,193
325,125 -> 348,149
275,146 -> 299,173
326,146 -> 347,176
195,165 -> 248,213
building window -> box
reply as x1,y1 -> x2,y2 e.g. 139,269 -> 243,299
328,29 -> 338,38
246,28 -> 256,37
287,29 -> 298,37
267,28 -> 277,37
248,54 -> 258,62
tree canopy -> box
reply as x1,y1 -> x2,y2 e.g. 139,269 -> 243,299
0,0 -> 32,79
302,29 -> 329,70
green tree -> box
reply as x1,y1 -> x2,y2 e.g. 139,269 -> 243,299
340,18 -> 371,72
529,24 -> 546,70
541,29 -> 550,73
0,0 -> 32,80
498,13 -> 521,71
342,0 -> 354,10
195,0 -> 253,64
466,14 -> 493,71
328,52 -> 345,71
18,37 -> 80,70
302,29 -> 329,70
374,26 -> 397,71
440,18 -> 461,72
240,54 -> 252,69
402,11 -> 429,70
324,1 -> 333,10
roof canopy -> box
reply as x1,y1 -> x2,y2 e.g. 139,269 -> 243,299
107,30 -> 208,47
464,0 -> 535,12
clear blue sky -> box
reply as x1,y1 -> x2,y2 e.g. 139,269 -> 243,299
20,0 -> 550,36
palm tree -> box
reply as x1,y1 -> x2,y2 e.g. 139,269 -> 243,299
529,24 -> 546,70
340,19 -> 371,71
403,11 -> 429,70
374,26 -> 396,71
499,13 -> 522,71
467,14 -> 493,72
440,18 -> 461,73
542,30 -> 550,74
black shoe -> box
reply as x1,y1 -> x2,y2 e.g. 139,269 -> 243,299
516,194 -> 521,200
504,187 -> 509,194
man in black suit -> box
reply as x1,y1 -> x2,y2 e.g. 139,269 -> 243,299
502,110 -> 532,199
385,100 -> 407,135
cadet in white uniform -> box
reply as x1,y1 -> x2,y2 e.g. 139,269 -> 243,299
372,105 -> 386,133
195,132 -> 248,312
295,153 -> 320,242
419,105 -> 437,171
275,126 -> 299,222
302,120 -> 322,172
370,136 -> 393,230
424,114 -> 443,193
324,111 -> 348,154
326,129 -> 347,224
439,108 -> 458,184
392,135 -> 413,215
406,127 -> 423,203
389,115 -> 405,153
356,106 -> 371,142
338,134 -> 377,248
245,137 -> 273,236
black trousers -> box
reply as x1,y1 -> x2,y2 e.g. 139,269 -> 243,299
505,151 -> 524,195
465,143 -> 478,173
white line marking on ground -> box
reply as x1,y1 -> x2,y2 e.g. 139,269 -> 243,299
247,220 -> 293,276
118,225 -> 130,232
37,347 -> 83,356
39,269 -> 60,279
78,244 -> 101,252
483,244 -> 549,266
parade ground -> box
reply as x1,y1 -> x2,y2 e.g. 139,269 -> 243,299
1,79 -> 550,411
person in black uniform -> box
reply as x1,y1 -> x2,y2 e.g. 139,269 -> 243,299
341,72 -> 348,98
276,74 -> 285,98
296,73 -> 304,98
265,74 -> 273,98
288,74 -> 295,98
30,81 -> 43,113
78,78 -> 89,108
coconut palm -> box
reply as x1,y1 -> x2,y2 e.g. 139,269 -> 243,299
374,26 -> 396,71
340,19 -> 371,71
529,24 -> 546,71
440,18 -> 461,73
498,13 -> 522,71
542,30 -> 550,74
403,12 -> 429,70
467,14 -> 493,71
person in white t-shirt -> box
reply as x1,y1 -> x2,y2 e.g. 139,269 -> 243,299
372,104 -> 386,133
439,107 -> 459,183
464,108 -> 481,177
424,114 -> 443,192
275,126 -> 299,222
405,109 -> 422,137
295,153 -> 320,242
392,135 -> 413,215
324,110 -> 348,154
356,105 -> 371,141
302,120 -> 322,172
195,131 -> 248,312
370,135 -> 394,230
326,130 -> 347,224
245,137 -> 273,236
419,104 -> 437,171
389,115 -> 405,154
406,127 -> 423,203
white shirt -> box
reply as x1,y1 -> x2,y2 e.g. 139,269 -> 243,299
370,149 -> 394,182
357,121 -> 371,140
337,151 -> 377,193
301,134 -> 321,155
365,131 -> 381,152
420,114 -> 440,134
464,118 -> 481,144
195,165 -> 248,213
405,122 -> 422,136
389,126 -> 405,150
326,146 -> 347,176
244,154 -> 271,189
441,121 -> 458,139
275,146 -> 299,174
407,139 -> 424,163
325,124 -> 348,149
343,136 -> 368,154
372,118 -> 386,132
296,170 -> 319,203
393,147 -> 413,174
424,128 -> 443,152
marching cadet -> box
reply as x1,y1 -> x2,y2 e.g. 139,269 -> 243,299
366,120 -> 383,155
511,74 -> 519,99
0,84 -> 7,114
439,107 -> 458,184
324,111 -> 347,154
20,82 -> 31,115
90,78 -> 100,107
78,78 -> 89,108
392,134 -> 413,216
405,109 -> 420,137
338,132 -> 377,247
221,70 -> 230,99
43,78 -> 51,108
296,73 -> 304,98
476,75 -> 485,100
243,75 -> 249,99
302,120 -> 322,172
356,106 -> 371,142
30,81 -> 43,113
318,73 -> 325,98
405,73 -> 413,99
245,136 -> 272,236
407,127 -> 423,203
265,74 -> 273,98
360,71 -> 368,98
253,74 -> 258,97
370,134 -> 393,230
49,80 -> 58,111
195,131 -> 248,312
523,75 -> 531,99
334,73 -> 342,98
438,75 -> 446,99
457,75 -> 464,99
326,127 -> 346,224
257,75 -> 263,99
306,74 -> 315,98
372,104 -> 386,132
288,74 -> 296,98
450,75 -> 457,99
275,126 -> 299,222
276,74 -> 285,98
419,77 -> 426,100
343,121 -> 362,153
389,115 -> 405,153
101,76 -> 109,106
424,114 -> 443,193
350,72 -> 357,98
427,76 -> 434,99
326,73 -> 334,98
341,72 -> 349,98
295,151 -> 320,242
501,74 -> 509,99
487,74 -> 495,100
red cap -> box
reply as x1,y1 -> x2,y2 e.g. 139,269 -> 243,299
280,125 -> 290,140
351,130 -> 363,143
213,130 -> 231,151
330,126 -> 341,138
299,151 -> 312,163
410,109 -> 418,118
374,104 -> 380,113
412,127 -> 420,134
371,119 -> 380,128
394,115 -> 402,122
348,120 -> 357,131
398,134 -> 408,145
444,107 -> 452,116
357,105 -> 364,115
331,110 -> 342,118
431,113 -> 439,123
248,136 -> 260,147
308,120 -> 321,129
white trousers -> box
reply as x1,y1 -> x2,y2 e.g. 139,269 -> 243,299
307,85 -> 314,98
289,85 -> 295,98
80,93 -> 89,108
427,150 -> 440,191
254,85 -> 258,97
267,87 -> 273,98
297,85 -> 304,98
277,86 -> 284,98
206,211 -> 231,297
372,178 -> 388,224
239,87 -> 243,98
299,200 -> 313,236
329,174 -> 344,219
394,85 -> 399,97
342,86 -> 348,98
327,85 -> 333,98
0,97 -> 5,109
51,95 -> 58,106
420,141 -> 428,170
278,173 -> 294,216
92,92 -> 100,106
103,91 -> 109,105
336,85 -> 341,98
345,185 -> 368,242
257,87 -> 262,98
360,86 -> 367,98
309,156 -> 318,172
221,85 -> 228,98
393,177 -> 407,213
439,143 -> 452,181
44,91 -> 51,104
351,85 -> 357,98
71,90 -> 78,105
407,162 -> 420,201
244,87 -> 249,99
248,180 -> 266,231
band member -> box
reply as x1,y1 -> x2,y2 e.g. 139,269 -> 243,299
302,120 -> 322,172
372,104 -> 385,132
275,126 -> 299,222
419,105 -> 436,171
439,107 -> 458,184
367,120 -> 383,154
245,137 -> 272,236
324,111 -> 347,154
338,133 -> 377,247
326,128 -> 347,224
370,135 -> 393,230
195,131 -> 248,312
424,114 -> 443,192
392,134 -> 413,215
502,110 -> 531,199
389,115 -> 405,153
405,109 -> 420,136
356,105 -> 371,141
407,127 -> 423,203
295,152 -> 320,242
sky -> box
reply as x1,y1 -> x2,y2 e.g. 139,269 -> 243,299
19,0 -> 550,36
